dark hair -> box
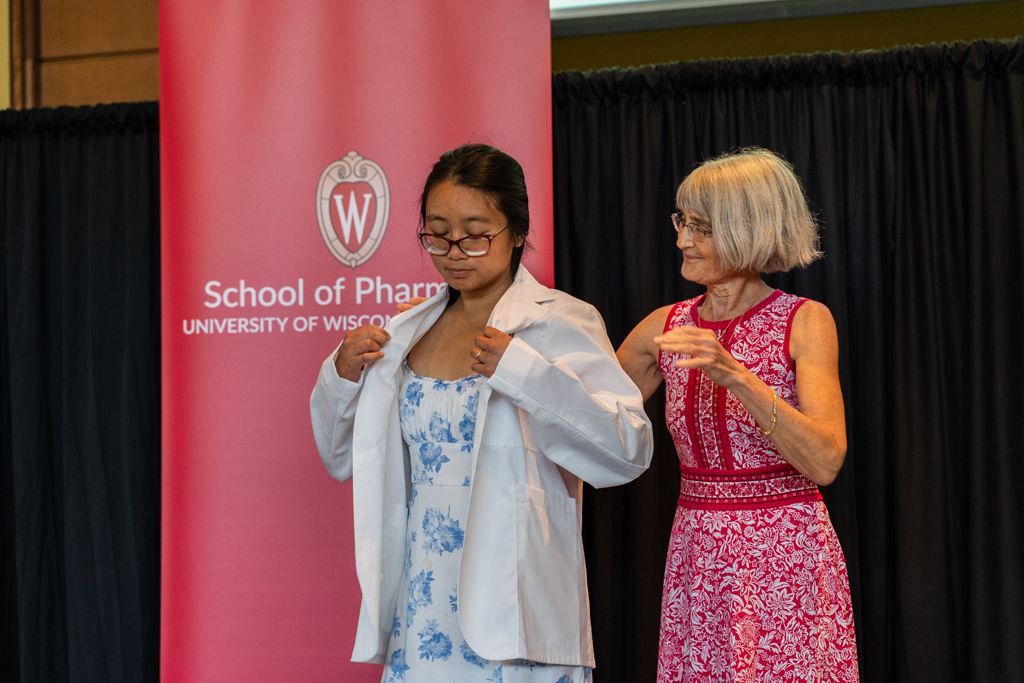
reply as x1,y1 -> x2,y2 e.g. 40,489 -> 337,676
419,143 -> 531,278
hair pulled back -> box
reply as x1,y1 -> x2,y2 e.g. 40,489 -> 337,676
419,143 -> 531,277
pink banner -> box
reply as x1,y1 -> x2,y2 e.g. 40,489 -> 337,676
159,2 -> 553,680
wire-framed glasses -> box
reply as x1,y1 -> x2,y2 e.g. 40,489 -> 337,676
418,224 -> 510,256
671,212 -> 713,241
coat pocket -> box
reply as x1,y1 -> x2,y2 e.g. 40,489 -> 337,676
514,483 -> 582,658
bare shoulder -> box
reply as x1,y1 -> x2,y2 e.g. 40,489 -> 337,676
640,304 -> 675,333
631,305 -> 674,344
790,299 -> 838,361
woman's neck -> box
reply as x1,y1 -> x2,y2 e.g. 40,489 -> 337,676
700,273 -> 770,322
448,272 -> 514,327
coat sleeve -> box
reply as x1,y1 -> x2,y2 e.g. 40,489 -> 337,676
486,299 -> 653,488
309,344 -> 364,482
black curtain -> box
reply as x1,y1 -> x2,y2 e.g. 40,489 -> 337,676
553,39 -> 1024,683
0,103 -> 161,683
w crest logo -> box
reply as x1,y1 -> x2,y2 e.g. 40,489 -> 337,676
317,151 -> 390,267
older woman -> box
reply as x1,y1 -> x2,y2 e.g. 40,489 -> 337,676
617,148 -> 858,682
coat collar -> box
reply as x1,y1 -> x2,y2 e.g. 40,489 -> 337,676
489,265 -> 555,334
383,265 -> 554,362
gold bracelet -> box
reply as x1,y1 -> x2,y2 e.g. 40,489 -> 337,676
758,391 -> 778,436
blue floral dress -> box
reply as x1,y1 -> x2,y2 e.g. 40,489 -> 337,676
382,362 -> 592,683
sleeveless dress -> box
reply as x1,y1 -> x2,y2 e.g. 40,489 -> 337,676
656,291 -> 858,683
382,361 -> 592,683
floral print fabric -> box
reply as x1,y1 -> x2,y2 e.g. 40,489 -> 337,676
657,501 -> 858,683
383,362 -> 591,683
656,293 -> 859,683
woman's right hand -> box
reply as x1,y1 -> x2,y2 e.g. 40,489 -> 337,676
333,325 -> 391,382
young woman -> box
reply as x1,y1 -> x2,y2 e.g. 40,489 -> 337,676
310,144 -> 652,682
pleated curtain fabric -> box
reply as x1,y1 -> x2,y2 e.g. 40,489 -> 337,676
552,38 -> 1023,683
888,42 -> 1024,683
0,103 -> 161,683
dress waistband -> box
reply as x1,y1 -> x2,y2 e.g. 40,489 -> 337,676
678,464 -> 822,510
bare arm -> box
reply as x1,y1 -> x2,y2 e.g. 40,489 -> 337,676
655,301 -> 847,485
616,306 -> 671,403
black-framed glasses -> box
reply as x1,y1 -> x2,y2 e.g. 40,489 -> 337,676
418,224 -> 510,256
671,212 -> 713,241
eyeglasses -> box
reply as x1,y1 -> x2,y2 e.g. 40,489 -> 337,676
671,212 -> 713,241
418,225 -> 510,256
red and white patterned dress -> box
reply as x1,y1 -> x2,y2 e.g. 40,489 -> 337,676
657,290 -> 858,683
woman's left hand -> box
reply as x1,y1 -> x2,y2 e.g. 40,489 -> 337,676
472,327 -> 512,378
653,327 -> 746,388
396,296 -> 429,315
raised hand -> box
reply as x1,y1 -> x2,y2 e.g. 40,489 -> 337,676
470,326 -> 512,378
396,296 -> 429,314
653,326 -> 746,389
333,325 -> 391,382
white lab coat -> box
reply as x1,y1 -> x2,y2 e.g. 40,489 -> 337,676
310,266 -> 652,667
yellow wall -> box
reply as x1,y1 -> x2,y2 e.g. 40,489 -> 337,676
1,0 -> 10,109
552,0 -> 1024,72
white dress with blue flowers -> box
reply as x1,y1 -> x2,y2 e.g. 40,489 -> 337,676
382,362 -> 592,683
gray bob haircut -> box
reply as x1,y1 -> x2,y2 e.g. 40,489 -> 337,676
676,148 -> 822,274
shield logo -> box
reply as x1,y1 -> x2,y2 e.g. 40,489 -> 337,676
316,150 -> 390,267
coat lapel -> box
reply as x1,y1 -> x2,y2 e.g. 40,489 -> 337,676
353,285 -> 449,488
350,286 -> 450,648
469,267 -> 554,488
487,266 -> 555,335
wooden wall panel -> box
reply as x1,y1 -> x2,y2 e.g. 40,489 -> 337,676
40,0 -> 157,58
1,0 -> 10,109
11,0 -> 41,108
13,0 -> 157,108
39,52 -> 158,107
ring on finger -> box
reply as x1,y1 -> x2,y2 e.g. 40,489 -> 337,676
473,349 -> 482,361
